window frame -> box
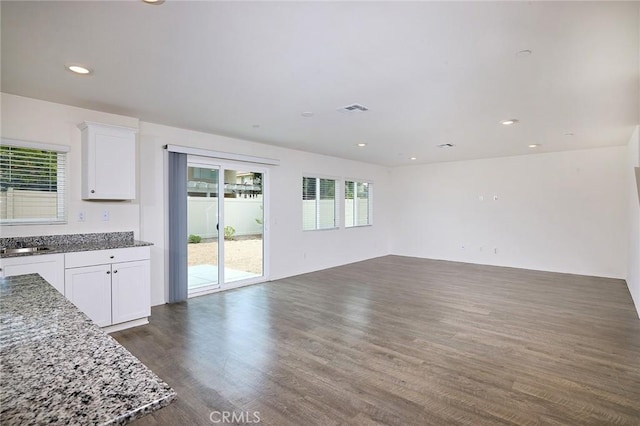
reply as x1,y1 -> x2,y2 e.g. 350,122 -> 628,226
0,138 -> 69,226
344,178 -> 373,228
302,174 -> 339,231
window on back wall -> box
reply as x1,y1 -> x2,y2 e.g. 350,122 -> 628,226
302,176 -> 337,230
0,140 -> 68,225
345,180 -> 372,227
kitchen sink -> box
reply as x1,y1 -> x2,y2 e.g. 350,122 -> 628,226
1,247 -> 51,255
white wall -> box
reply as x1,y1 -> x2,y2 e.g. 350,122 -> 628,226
0,93 -> 141,237
139,122 -> 392,306
626,126 -> 640,316
1,94 -> 391,306
2,93 -> 634,311
390,147 -> 628,279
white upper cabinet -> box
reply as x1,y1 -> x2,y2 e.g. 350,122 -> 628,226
78,122 -> 137,200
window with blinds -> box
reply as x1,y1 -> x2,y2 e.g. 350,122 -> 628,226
302,177 -> 337,230
345,180 -> 372,227
0,143 -> 67,224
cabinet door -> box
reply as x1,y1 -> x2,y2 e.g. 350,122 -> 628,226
92,131 -> 135,199
111,260 -> 151,324
80,122 -> 136,200
65,265 -> 112,327
0,254 -> 65,295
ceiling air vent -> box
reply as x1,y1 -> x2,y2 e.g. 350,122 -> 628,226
437,143 -> 455,148
337,103 -> 369,113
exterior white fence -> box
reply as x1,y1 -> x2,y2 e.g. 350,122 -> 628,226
345,198 -> 370,227
0,189 -> 57,220
302,199 -> 370,230
2,191 -> 369,232
187,196 -> 263,238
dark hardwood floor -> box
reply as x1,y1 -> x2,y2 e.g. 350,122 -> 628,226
112,256 -> 640,425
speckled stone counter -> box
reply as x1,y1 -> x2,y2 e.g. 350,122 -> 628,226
0,231 -> 152,259
0,274 -> 176,424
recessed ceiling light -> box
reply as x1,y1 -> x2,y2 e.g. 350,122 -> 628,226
66,64 -> 92,75
301,112 -> 314,117
528,144 -> 540,148
410,157 -> 417,160
516,49 -> 533,57
500,119 -> 519,126
356,143 -> 367,147
143,0 -> 165,4
564,132 -> 574,136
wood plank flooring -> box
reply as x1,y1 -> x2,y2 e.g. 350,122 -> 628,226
112,256 -> 640,425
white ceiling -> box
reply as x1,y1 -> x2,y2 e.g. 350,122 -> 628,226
1,1 -> 638,166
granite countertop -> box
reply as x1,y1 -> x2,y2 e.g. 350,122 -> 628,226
0,232 -> 153,259
0,274 -> 176,424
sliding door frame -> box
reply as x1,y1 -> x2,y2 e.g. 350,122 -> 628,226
187,155 -> 270,297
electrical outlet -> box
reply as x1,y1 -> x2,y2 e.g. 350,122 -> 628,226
102,210 -> 109,221
78,211 -> 86,222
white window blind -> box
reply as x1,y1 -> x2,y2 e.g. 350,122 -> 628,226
303,177 -> 337,230
345,180 -> 371,227
0,143 -> 67,224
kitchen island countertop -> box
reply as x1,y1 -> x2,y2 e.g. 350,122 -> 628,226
0,273 -> 176,425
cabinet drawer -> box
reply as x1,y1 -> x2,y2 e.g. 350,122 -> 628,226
65,246 -> 150,268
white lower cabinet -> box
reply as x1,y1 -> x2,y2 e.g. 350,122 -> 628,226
64,247 -> 151,329
111,260 -> 151,324
0,254 -> 65,295
65,265 -> 112,327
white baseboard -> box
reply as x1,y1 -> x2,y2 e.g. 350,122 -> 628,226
103,317 -> 149,333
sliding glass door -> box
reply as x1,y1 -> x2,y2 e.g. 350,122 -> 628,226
222,168 -> 264,284
186,164 -> 221,293
186,158 -> 266,297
